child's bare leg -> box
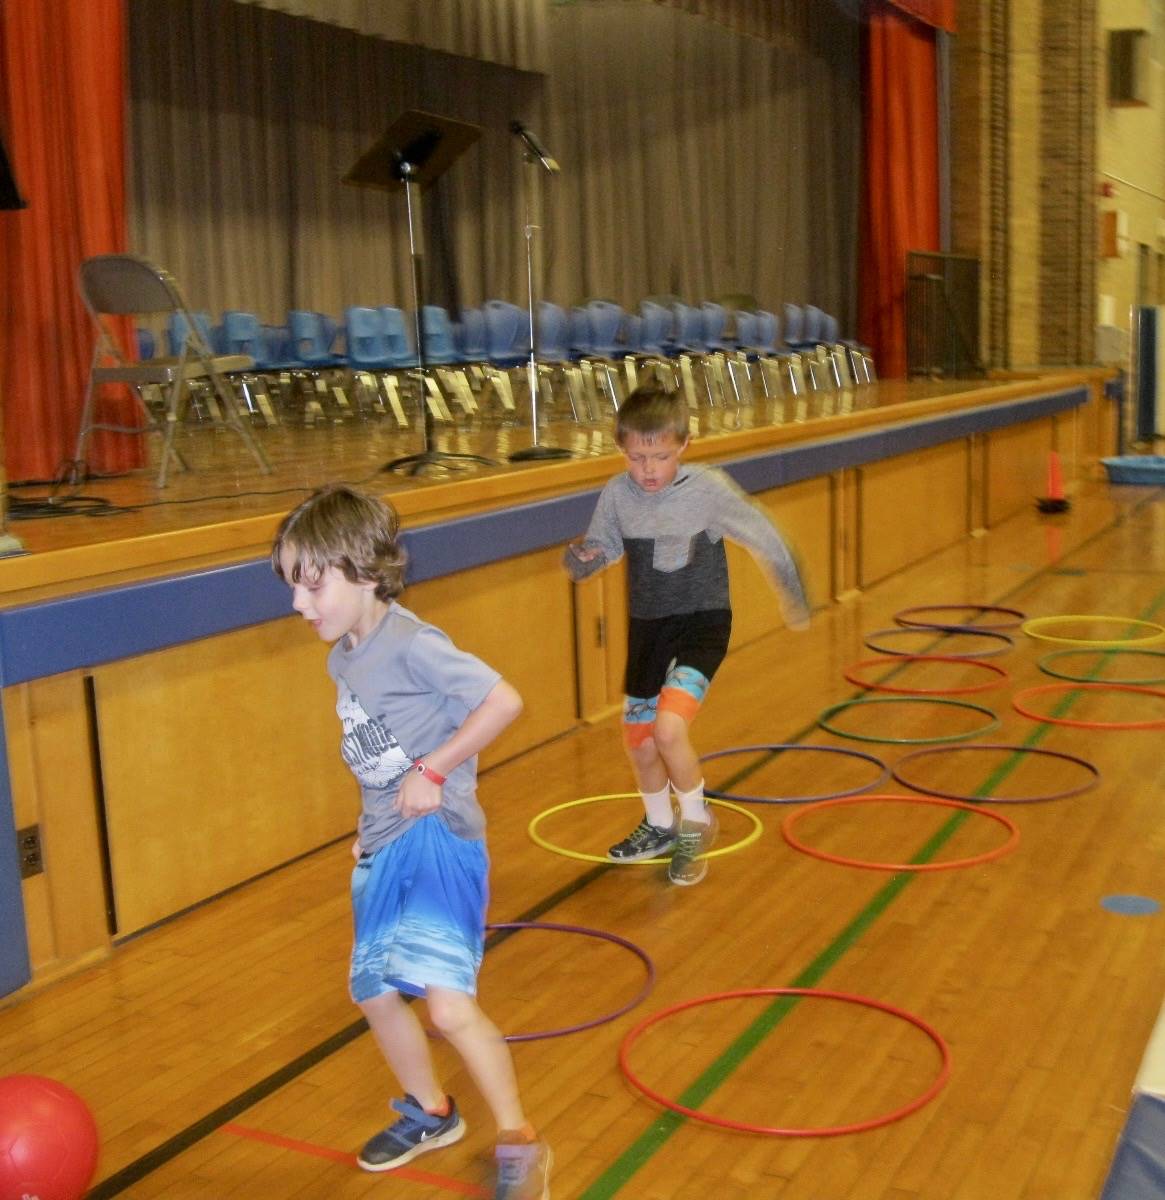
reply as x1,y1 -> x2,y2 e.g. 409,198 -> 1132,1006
427,986 -> 527,1132
359,991 -> 445,1109
653,711 -> 703,799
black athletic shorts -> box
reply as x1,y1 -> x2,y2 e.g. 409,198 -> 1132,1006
623,609 -> 733,699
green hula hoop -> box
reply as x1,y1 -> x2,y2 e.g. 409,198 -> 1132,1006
1021,614 -> 1165,647
817,696 -> 1000,745
528,793 -> 763,865
1037,647 -> 1165,685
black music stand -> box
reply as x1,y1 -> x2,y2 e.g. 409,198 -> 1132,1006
344,111 -> 496,475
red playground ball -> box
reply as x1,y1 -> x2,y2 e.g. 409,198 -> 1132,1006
0,1075 -> 99,1200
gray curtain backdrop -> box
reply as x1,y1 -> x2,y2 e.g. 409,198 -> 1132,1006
127,0 -> 861,333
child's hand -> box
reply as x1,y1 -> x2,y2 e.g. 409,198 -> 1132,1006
568,540 -> 601,564
395,770 -> 443,818
784,602 -> 811,632
351,837 -> 363,861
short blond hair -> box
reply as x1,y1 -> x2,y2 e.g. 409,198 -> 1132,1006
271,484 -> 407,601
614,381 -> 689,446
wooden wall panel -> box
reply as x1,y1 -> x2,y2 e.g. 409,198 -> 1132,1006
93,620 -> 353,935
984,416 -> 1055,526
398,545 -> 579,765
572,559 -> 630,724
3,674 -> 110,976
728,476 -> 834,649
859,441 -> 970,587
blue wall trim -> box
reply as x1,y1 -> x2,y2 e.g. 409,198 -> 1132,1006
0,387 -> 1087,689
0,384 -> 1088,998
0,710 -> 31,997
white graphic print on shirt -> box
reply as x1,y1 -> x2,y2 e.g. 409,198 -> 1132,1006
337,688 -> 412,790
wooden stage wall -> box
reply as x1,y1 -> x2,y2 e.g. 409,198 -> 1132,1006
0,369 -> 1120,995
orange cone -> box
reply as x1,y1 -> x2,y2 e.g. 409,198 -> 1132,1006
1037,450 -> 1070,513
1047,451 -> 1065,500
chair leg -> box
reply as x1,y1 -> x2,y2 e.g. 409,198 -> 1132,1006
207,369 -> 271,476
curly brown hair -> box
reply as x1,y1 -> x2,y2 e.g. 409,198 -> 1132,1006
271,484 -> 407,601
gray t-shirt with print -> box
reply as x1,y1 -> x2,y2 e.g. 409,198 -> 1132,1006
326,601 -> 500,854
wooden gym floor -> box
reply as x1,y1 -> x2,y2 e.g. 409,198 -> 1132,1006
2,453 -> 1165,1198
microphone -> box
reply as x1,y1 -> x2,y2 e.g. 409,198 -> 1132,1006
509,120 -> 560,174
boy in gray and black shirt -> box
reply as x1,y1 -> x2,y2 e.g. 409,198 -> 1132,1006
564,383 -> 809,885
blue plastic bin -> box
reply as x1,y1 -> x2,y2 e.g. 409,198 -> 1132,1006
1101,456 -> 1165,485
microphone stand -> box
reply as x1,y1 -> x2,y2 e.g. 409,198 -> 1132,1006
508,131 -> 572,463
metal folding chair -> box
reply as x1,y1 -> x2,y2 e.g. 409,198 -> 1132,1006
74,254 -> 271,486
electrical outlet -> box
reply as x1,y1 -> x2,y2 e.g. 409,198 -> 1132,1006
17,824 -> 43,879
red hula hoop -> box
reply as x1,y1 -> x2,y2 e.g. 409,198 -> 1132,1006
843,654 -> 1009,696
1011,682 -> 1165,730
781,793 -> 1020,871
619,987 -> 951,1137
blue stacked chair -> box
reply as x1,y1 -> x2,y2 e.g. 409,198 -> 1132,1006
455,306 -> 487,363
420,305 -> 475,418
638,300 -> 675,358
802,304 -> 825,348
287,310 -> 343,368
420,305 -> 461,365
483,300 -> 529,369
218,310 -> 289,423
700,302 -> 731,353
671,302 -> 707,355
167,310 -> 218,356
479,300 -> 529,414
533,301 -> 581,419
342,306 -> 418,426
165,310 -> 238,422
782,302 -> 806,349
584,300 -> 625,359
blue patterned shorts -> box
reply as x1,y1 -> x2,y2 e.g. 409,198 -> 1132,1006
349,815 -> 489,1002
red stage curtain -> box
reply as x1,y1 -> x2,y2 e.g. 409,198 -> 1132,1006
858,1 -> 942,379
0,0 -> 140,481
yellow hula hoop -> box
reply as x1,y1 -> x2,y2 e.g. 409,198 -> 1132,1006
1021,615 -> 1165,647
528,793 -> 764,865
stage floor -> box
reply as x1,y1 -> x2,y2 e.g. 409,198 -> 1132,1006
0,372 -> 1092,603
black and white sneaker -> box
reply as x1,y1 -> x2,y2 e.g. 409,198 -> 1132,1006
608,818 -> 677,863
357,1094 -> 466,1172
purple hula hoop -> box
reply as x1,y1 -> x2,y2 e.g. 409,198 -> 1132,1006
484,921 -> 656,1042
864,626 -> 1014,659
701,744 -> 890,804
893,604 -> 1027,633
890,743 -> 1101,804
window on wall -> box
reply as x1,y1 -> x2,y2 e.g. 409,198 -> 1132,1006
1108,28 -> 1151,106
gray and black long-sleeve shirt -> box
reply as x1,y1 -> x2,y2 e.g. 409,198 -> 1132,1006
563,463 -> 809,624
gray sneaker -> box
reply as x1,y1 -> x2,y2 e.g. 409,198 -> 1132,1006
668,812 -> 718,885
357,1094 -> 466,1172
608,818 -> 677,862
495,1139 -> 552,1199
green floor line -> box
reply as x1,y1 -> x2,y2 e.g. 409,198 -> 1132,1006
578,586 -> 1165,1199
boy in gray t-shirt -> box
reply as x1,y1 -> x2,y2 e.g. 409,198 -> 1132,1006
273,485 -> 551,1200
565,382 -> 809,886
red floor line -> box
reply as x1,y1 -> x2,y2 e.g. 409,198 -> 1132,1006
221,1122 -> 491,1197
